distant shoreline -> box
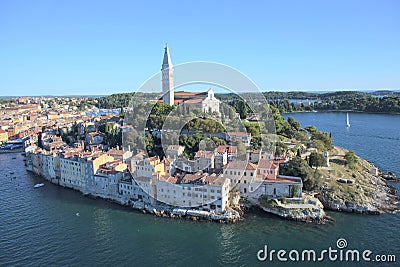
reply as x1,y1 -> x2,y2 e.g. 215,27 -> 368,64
283,110 -> 400,115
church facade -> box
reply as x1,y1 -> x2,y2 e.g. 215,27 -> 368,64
161,44 -> 220,113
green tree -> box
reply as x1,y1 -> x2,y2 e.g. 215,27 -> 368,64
344,150 -> 358,169
309,151 -> 325,169
275,142 -> 288,157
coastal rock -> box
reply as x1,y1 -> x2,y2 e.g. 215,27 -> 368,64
379,172 -> 399,181
257,195 -> 332,224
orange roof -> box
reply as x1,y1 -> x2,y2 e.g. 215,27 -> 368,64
184,98 -> 204,104
173,99 -> 185,105
216,145 -> 237,154
195,150 -> 213,158
257,159 -> 278,169
148,156 -> 159,162
107,149 -> 125,156
174,91 -> 207,97
0,129 -> 6,134
216,146 -> 227,153
224,161 -> 257,170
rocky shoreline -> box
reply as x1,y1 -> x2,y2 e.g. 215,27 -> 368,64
379,171 -> 400,181
317,163 -> 400,215
318,179 -> 400,214
123,200 -> 243,223
256,194 -> 334,224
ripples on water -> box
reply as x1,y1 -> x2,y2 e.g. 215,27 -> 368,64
1,113 -> 399,266
284,112 -> 400,177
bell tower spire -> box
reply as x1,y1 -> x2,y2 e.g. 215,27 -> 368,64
162,43 -> 174,105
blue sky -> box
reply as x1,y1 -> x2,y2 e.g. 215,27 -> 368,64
0,0 -> 399,96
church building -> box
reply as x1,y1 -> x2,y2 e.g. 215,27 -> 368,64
161,44 -> 220,113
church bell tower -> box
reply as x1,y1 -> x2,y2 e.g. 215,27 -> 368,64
162,43 -> 174,105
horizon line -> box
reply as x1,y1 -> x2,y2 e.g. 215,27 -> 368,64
1,88 -> 400,98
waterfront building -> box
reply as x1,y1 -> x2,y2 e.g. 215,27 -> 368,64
247,176 -> 303,203
223,161 -> 257,194
256,159 -> 279,180
118,176 -> 155,204
87,160 -> 128,199
0,129 -> 8,143
59,152 -> 114,192
157,172 -> 230,212
135,156 -> 165,178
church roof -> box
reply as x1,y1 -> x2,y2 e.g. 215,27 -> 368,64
174,91 -> 207,97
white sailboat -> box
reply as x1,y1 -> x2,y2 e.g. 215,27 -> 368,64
346,113 -> 350,128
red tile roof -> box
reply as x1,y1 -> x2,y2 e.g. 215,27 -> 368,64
224,161 -> 257,170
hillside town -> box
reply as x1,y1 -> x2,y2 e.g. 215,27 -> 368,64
1,45 -> 398,224
0,95 -> 305,222
0,45 -> 312,222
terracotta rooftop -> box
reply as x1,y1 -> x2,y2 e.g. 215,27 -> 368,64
174,91 -> 207,97
257,159 -> 278,169
184,98 -> 204,104
224,161 -> 257,170
107,149 -> 125,156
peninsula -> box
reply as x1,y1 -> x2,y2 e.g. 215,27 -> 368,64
1,46 -> 398,224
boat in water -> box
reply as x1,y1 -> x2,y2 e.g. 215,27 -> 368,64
34,183 -> 45,188
346,112 -> 350,128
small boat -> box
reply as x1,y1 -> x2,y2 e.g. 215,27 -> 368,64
34,183 -> 45,188
346,112 -> 350,128
9,171 -> 14,174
